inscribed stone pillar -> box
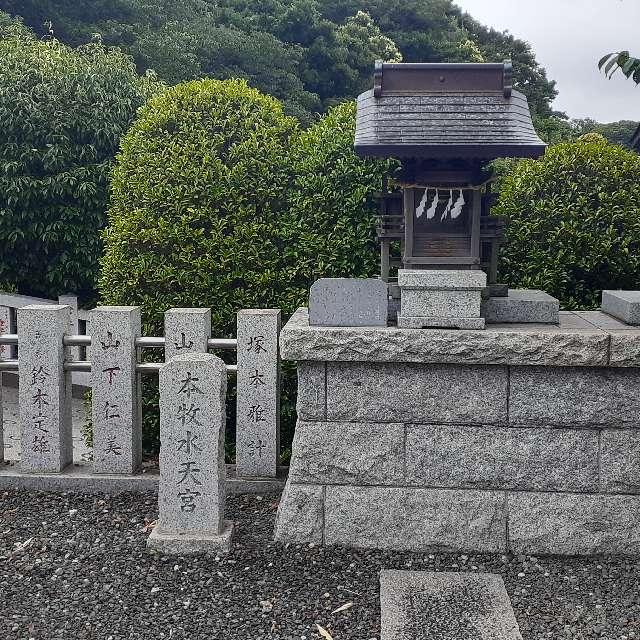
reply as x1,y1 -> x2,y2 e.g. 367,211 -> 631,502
89,306 -> 141,474
148,353 -> 233,554
18,305 -> 72,473
164,308 -> 211,361
236,309 -> 281,478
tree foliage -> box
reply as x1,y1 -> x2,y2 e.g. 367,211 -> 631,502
0,13 -> 157,300
494,138 -> 640,309
1,0 -> 559,123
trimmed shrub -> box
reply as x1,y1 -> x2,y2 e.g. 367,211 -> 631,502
0,18 -> 157,301
494,138 -> 640,309
99,86 -> 391,453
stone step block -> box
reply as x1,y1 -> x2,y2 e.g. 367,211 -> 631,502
380,571 -> 522,640
482,289 -> 560,324
602,290 -> 640,326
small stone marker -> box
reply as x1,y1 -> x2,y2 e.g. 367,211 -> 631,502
164,308 -> 211,361
89,307 -> 142,474
380,571 -> 523,640
148,353 -> 233,554
236,309 -> 281,478
0,305 -> 12,361
18,305 -> 72,473
58,294 -> 80,360
309,278 -> 388,327
602,290 -> 640,325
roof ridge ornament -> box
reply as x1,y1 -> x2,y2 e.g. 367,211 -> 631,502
503,59 -> 513,98
374,59 -> 383,98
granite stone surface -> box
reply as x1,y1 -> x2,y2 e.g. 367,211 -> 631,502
147,520 -> 233,555
0,305 -> 12,362
608,330 -> 640,368
18,305 -> 72,473
601,290 -> 640,325
397,315 -> 486,330
288,421 -> 404,485
600,430 -> 640,494
405,425 -> 599,492
509,366 -> 640,427
401,290 -> 482,320
324,486 -> 507,553
309,278 -> 388,327
482,290 -> 560,324
326,362 -> 508,424
236,310 -> 281,478
274,483 -> 324,544
398,269 -> 487,290
380,571 -> 523,640
89,307 -> 142,475
153,353 -> 229,554
279,309 -> 609,367
164,308 -> 211,361
295,362 -> 326,421
508,491 -> 640,555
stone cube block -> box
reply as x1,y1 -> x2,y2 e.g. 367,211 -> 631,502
482,289 -> 560,324
274,483 -> 324,544
602,290 -> 640,325
600,429 -> 640,494
309,278 -> 388,327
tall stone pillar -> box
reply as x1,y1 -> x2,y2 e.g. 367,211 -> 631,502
0,305 -> 10,464
236,309 -> 281,478
18,305 -> 72,473
89,306 -> 142,474
164,308 -> 211,361
148,353 -> 233,554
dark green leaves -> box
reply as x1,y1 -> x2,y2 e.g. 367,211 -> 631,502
599,51 -> 640,84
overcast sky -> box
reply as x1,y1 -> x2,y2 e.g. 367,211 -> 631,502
454,0 -> 640,123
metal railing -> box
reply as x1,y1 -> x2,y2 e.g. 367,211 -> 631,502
0,333 -> 238,374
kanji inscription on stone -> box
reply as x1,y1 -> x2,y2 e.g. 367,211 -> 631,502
236,309 -> 281,478
89,306 -> 141,474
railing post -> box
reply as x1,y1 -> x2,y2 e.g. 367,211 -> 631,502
18,304 -> 72,473
89,306 -> 142,474
164,308 -> 211,361
236,309 -> 281,478
148,353 -> 233,554
58,294 -> 79,360
0,305 -> 7,463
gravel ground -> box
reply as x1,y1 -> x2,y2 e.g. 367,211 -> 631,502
1,490 -> 639,640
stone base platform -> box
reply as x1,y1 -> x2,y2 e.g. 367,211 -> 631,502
482,289 -> 560,324
275,308 -> 640,556
397,315 -> 485,330
147,520 -> 234,555
380,571 -> 522,640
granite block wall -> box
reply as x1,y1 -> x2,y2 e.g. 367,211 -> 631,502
277,359 -> 640,555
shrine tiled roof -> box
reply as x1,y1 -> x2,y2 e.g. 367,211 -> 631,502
355,62 -> 546,161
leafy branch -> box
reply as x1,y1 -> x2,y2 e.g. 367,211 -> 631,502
599,51 -> 640,84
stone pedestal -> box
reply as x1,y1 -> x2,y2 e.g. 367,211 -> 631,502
397,269 -> 486,330
18,305 -> 72,473
236,309 -> 281,478
148,353 -> 232,555
89,307 -> 142,474
275,308 -> 640,556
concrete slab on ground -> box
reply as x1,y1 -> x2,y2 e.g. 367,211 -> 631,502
380,570 -> 523,640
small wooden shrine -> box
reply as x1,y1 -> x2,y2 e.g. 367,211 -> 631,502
355,61 -> 546,288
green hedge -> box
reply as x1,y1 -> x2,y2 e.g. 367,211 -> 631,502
494,138 -> 640,309
0,17 -> 157,301
99,82 -> 391,454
